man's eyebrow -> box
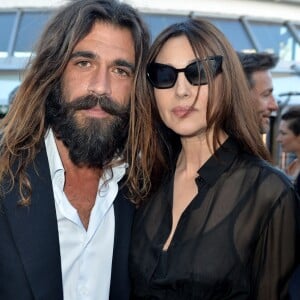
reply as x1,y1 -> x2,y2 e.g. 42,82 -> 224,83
70,51 -> 96,60
114,59 -> 135,73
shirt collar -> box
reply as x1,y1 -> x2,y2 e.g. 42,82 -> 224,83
44,128 -> 64,181
197,137 -> 241,186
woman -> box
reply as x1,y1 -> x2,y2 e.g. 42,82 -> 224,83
126,19 -> 299,299
277,106 -> 300,195
276,106 -> 300,300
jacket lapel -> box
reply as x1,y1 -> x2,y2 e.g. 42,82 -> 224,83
3,147 -> 63,299
110,182 -> 135,300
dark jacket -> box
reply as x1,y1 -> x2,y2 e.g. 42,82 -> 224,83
0,145 -> 134,300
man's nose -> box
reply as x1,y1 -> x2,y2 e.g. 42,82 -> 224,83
268,95 -> 278,112
87,68 -> 112,96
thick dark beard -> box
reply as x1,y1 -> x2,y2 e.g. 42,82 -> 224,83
45,83 -> 129,168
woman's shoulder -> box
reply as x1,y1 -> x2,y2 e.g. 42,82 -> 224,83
233,154 -> 297,224
237,152 -> 294,191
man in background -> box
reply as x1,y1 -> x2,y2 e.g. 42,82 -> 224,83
237,52 -> 279,134
239,52 -> 300,300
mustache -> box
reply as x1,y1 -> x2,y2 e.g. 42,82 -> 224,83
64,94 -> 129,118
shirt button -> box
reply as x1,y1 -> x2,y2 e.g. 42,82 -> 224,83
79,286 -> 89,296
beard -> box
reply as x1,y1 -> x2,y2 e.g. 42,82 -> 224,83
45,83 -> 130,168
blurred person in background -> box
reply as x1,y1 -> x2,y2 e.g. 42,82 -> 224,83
8,85 -> 19,108
276,105 -> 300,300
277,105 -> 300,194
237,51 -> 279,134
0,86 -> 18,119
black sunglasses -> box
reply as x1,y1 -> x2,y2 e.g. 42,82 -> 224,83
146,55 -> 223,89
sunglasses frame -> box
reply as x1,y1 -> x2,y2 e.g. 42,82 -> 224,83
146,55 -> 223,89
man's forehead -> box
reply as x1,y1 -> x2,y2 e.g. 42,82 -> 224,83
74,22 -> 135,60
252,70 -> 273,87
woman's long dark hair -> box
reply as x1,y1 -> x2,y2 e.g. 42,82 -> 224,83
126,18 -> 270,204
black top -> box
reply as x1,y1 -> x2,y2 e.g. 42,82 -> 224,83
294,172 -> 300,196
129,138 -> 300,300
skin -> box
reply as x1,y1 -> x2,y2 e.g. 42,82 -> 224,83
277,120 -> 300,154
153,35 -> 227,250
62,22 -> 135,123
57,21 -> 135,229
250,70 -> 278,134
277,120 -> 300,177
154,37 -> 211,139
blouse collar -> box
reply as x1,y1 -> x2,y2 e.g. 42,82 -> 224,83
197,137 -> 241,186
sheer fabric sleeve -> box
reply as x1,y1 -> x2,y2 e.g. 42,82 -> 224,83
251,186 -> 300,300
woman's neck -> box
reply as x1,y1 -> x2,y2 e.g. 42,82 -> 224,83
177,131 -> 228,175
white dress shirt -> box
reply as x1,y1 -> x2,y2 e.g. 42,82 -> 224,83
45,129 -> 126,300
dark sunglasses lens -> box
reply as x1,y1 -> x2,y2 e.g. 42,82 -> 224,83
186,62 -> 203,85
208,57 -> 222,76
147,64 -> 176,88
186,57 -> 222,85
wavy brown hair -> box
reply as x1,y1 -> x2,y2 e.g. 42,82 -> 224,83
126,18 -> 270,204
0,0 -> 149,205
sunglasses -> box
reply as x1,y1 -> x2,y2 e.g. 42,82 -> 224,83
146,55 -> 223,89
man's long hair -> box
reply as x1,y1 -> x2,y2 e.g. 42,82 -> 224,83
0,0 -> 149,205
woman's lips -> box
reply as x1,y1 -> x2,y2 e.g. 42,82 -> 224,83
171,106 -> 195,117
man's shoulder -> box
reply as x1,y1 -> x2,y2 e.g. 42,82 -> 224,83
115,180 -> 135,212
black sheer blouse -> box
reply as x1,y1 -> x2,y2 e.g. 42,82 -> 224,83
129,138 -> 300,300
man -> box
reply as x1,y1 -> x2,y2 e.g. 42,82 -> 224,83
0,1 -> 149,299
8,85 -> 18,107
237,52 -> 279,134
